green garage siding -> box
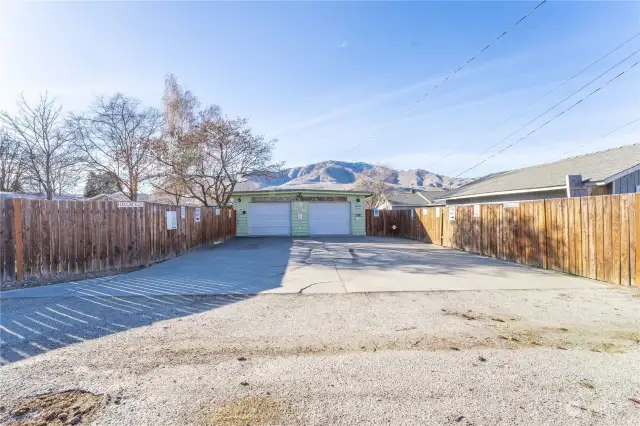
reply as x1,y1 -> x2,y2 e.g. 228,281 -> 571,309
233,190 -> 368,237
291,201 -> 309,236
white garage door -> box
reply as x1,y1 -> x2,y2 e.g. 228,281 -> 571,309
309,202 -> 351,235
248,203 -> 291,236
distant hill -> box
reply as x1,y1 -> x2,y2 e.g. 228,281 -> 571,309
235,161 -> 473,192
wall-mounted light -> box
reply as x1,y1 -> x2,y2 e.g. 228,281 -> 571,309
237,197 -> 242,203
356,197 -> 361,203
296,193 -> 303,201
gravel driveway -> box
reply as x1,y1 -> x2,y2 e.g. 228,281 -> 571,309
1,286 -> 639,425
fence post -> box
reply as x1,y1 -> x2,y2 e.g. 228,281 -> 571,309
542,199 -> 548,269
636,193 -> 640,287
13,198 -> 24,281
143,202 -> 150,267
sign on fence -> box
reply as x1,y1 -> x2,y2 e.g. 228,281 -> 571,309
195,208 -> 201,223
374,209 -> 380,217
228,209 -> 232,218
181,206 -> 186,219
448,207 -> 456,221
216,208 -> 221,216
436,207 -> 440,217
411,209 -> 414,218
0,199 -> 237,283
474,204 -> 480,218
117,201 -> 144,208
504,202 -> 520,208
166,211 -> 177,230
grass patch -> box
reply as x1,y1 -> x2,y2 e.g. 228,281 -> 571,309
591,343 -> 626,354
578,380 -> 595,389
202,396 -> 287,426
612,331 -> 640,343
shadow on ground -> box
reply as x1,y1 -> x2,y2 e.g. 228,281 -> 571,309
0,239 -> 295,365
290,237 -> 557,278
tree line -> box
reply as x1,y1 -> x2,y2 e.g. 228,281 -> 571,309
0,75 -> 281,205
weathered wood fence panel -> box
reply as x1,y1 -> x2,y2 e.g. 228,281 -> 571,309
366,194 -> 638,287
0,199 -> 236,283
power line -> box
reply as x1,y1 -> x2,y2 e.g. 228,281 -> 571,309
556,118 -> 640,159
448,47 -> 640,176
429,31 -> 640,166
343,0 -> 549,155
454,59 -> 640,177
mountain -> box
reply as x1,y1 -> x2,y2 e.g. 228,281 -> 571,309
236,161 -> 473,192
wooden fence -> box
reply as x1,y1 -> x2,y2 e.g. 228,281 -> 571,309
0,199 -> 236,283
366,194 -> 639,287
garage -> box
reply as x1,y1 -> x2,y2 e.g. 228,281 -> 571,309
309,202 -> 351,235
248,203 -> 291,236
233,189 -> 369,237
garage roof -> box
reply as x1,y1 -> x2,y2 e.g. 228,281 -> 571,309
232,188 -> 371,196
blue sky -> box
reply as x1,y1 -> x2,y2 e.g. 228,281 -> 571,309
1,1 -> 639,178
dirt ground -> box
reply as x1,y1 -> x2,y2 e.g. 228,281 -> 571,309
1,286 -> 639,425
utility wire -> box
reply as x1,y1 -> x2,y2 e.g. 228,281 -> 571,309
343,0 -> 549,155
429,31 -> 640,166
556,118 -> 640,159
448,47 -> 640,176
454,59 -> 640,177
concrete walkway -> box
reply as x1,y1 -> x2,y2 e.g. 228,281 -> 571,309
1,237 -> 599,364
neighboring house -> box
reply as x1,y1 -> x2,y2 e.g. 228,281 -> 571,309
86,193 -> 152,202
378,189 -> 448,210
438,143 -> 640,205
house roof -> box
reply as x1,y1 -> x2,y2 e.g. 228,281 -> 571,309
417,190 -> 449,202
385,191 -> 440,207
440,143 -> 640,200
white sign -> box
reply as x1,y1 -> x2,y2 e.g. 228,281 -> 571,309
297,213 -> 303,220
504,202 -> 520,208
423,209 -> 428,215
117,201 -> 144,208
391,225 -> 397,230
374,209 -> 380,217
436,207 -> 440,217
166,211 -> 177,230
215,208 -> 221,216
195,208 -> 201,223
411,209 -> 414,218
181,206 -> 186,219
448,207 -> 456,221
355,215 -> 362,221
474,205 -> 480,218
228,210 -> 232,218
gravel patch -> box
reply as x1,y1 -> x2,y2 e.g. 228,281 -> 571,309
1,288 -> 639,425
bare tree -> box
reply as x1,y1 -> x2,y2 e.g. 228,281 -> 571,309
150,174 -> 190,205
0,130 -> 25,192
149,74 -> 201,203
154,75 -> 282,206
68,94 -> 162,201
0,93 -> 78,199
355,169 -> 395,209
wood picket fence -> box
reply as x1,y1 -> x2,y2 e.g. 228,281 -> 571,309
0,199 -> 236,283
366,194 -> 639,287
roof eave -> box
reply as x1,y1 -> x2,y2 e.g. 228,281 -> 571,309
232,188 -> 371,196
439,185 -> 568,201
603,163 -> 640,184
